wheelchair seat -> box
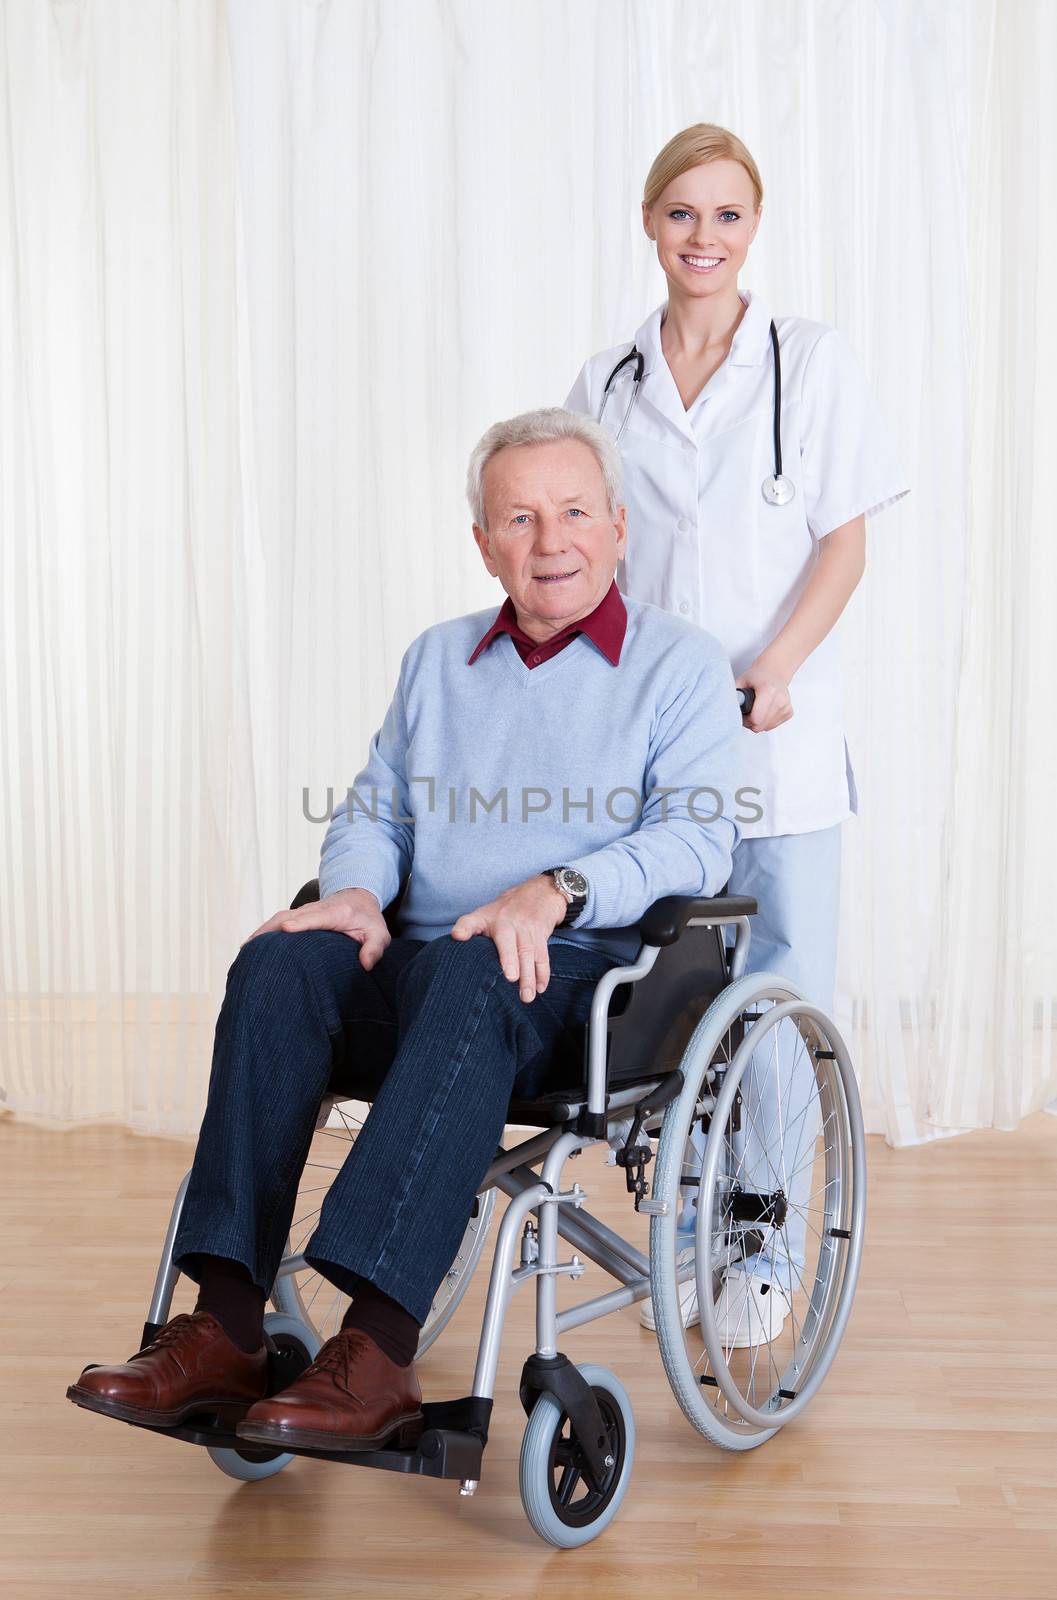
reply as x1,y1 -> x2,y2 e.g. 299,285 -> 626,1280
292,878 -> 758,1130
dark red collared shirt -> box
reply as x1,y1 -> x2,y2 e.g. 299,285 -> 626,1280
467,579 -> 627,669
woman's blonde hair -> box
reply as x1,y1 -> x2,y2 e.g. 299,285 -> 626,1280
643,123 -> 763,212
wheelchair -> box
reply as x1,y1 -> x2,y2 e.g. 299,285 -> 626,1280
117,878 -> 866,1548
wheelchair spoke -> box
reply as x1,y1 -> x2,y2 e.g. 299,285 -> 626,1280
556,1460 -> 581,1506
783,1117 -> 837,1187
771,1079 -> 816,1199
743,1057 -> 815,1185
780,1085 -> 833,1161
302,1272 -> 328,1314
334,1102 -> 364,1137
779,1047 -> 820,1189
699,1042 -> 820,1405
766,1027 -> 789,1195
291,1205 -> 323,1240
319,1286 -> 346,1339
761,1030 -> 812,1158
722,1272 -> 755,1354
801,1175 -> 838,1207
742,1281 -> 771,1399
734,1085 -> 792,1199
757,1228 -> 783,1395
777,1221 -> 812,1367
748,1024 -> 812,1158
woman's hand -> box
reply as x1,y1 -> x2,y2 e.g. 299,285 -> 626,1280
735,517 -> 866,735
242,887 -> 392,970
735,659 -> 793,732
450,874 -> 570,1003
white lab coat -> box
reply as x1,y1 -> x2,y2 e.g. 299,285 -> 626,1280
564,289 -> 910,838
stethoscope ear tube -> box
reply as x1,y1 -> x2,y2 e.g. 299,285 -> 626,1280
598,346 -> 645,444
596,318 -> 794,505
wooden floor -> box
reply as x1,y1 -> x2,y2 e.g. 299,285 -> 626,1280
2,1111 -> 1056,1599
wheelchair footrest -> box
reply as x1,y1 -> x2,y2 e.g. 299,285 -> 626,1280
282,1427 -> 481,1480
77,1391 -> 493,1484
277,1396 -> 492,1481
97,1410 -> 258,1452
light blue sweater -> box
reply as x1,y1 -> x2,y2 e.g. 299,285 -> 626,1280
319,595 -> 744,963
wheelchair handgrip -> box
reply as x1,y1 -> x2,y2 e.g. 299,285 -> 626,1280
736,686 -> 755,717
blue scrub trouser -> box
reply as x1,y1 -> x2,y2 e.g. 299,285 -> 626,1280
678,824 -> 843,1294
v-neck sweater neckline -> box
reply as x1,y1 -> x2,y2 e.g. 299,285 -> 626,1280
494,629 -> 594,688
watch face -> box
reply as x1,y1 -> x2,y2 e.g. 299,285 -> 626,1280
560,869 -> 588,898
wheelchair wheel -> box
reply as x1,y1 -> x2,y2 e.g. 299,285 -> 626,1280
518,1364 -> 635,1548
269,1099 -> 496,1354
650,972 -> 866,1451
207,1312 -> 319,1480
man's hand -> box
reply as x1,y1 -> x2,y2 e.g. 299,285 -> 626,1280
242,887 -> 392,971
450,874 -> 570,1002
736,658 -> 793,733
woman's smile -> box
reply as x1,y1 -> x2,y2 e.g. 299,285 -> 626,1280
679,253 -> 725,273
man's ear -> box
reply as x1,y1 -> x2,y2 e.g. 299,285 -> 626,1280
614,503 -> 628,557
472,522 -> 498,577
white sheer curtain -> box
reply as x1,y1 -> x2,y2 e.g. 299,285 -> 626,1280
1,0 -> 244,1132
2,0 -> 1054,1142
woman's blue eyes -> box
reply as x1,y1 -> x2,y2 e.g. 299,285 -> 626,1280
669,209 -> 740,223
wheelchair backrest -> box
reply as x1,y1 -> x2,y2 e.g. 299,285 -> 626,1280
599,921 -> 731,1088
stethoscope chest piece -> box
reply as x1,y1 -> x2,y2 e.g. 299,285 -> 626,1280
761,473 -> 795,506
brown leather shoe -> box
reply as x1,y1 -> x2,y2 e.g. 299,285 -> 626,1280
236,1328 -> 424,1453
66,1311 -> 268,1428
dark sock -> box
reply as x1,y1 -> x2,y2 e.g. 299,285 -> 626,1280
191,1254 -> 266,1354
341,1279 -> 421,1367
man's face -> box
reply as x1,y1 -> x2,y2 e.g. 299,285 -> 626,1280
472,438 -> 627,638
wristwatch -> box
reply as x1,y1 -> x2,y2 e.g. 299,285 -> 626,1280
546,866 -> 589,927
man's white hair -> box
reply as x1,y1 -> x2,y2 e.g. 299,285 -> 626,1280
465,406 -> 623,531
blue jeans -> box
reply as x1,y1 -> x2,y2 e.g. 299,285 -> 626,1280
171,929 -> 616,1324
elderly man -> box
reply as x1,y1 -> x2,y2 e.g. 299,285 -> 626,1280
68,408 -> 744,1453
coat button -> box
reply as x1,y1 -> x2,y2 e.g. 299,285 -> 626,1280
679,601 -> 690,615
677,517 -> 692,532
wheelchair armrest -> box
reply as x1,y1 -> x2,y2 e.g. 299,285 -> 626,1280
292,880 -> 757,947
637,893 -> 757,948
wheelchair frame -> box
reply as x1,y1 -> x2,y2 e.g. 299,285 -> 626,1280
115,889 -> 864,1546
140,905 -> 745,1473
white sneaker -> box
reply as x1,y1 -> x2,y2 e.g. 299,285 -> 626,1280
640,1245 -> 699,1330
712,1270 -> 792,1348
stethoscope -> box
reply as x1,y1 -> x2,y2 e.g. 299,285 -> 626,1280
596,319 -> 796,506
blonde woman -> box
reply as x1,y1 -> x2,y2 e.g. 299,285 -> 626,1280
564,124 -> 908,1343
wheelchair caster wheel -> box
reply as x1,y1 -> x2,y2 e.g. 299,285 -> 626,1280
207,1313 -> 319,1482
518,1364 -> 634,1548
